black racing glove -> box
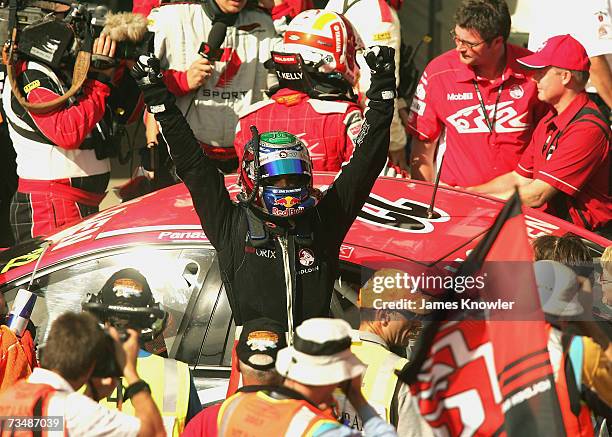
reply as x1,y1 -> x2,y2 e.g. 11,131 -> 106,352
130,54 -> 175,114
364,46 -> 397,102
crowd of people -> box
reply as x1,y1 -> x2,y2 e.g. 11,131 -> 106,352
0,0 -> 610,435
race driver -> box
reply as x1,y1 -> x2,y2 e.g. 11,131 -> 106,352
130,46 -> 395,334
234,10 -> 364,172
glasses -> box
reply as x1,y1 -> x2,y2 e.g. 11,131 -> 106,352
450,30 -> 488,49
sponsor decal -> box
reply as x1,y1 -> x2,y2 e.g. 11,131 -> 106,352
299,248 -> 315,267
415,83 -> 426,100
0,246 -> 45,274
357,193 -> 450,233
50,207 -> 127,250
298,266 -> 319,275
447,92 -> 473,101
275,93 -> 303,106
535,39 -> 548,51
502,379 -> 553,412
410,98 -> 426,116
524,215 -> 559,239
446,101 -> 529,133
509,85 -> 524,99
215,48 -> 242,88
331,22 -> 343,56
354,120 -> 370,147
273,53 -> 298,64
157,231 -> 207,240
113,279 -> 144,298
276,71 -> 303,81
596,10 -> 611,38
202,89 -> 248,99
257,248 -> 276,259
275,196 -> 301,208
272,206 -> 305,217
23,80 -> 41,93
260,150 -> 303,164
372,31 -> 391,42
247,330 -> 280,351
339,244 -> 354,259
245,247 -> 277,259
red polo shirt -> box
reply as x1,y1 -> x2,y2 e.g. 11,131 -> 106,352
407,44 -> 549,186
181,402 -> 221,437
516,93 -> 611,231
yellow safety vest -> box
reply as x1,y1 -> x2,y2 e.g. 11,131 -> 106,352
99,353 -> 191,437
335,333 -> 407,430
218,390 -> 340,437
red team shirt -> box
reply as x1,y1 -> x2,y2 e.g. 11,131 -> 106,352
234,89 -> 363,171
181,403 -> 221,437
408,44 -> 549,187
516,94 -> 611,231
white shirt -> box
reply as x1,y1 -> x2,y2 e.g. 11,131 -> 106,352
148,3 -> 281,149
28,368 -> 141,437
528,0 -> 612,93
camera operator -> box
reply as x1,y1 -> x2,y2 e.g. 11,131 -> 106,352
1,4 -> 131,243
86,268 -> 201,437
0,311 -> 165,436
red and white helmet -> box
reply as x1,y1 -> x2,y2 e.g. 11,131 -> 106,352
283,9 -> 363,86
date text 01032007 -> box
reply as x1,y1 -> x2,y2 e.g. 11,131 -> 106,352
0,416 -> 64,431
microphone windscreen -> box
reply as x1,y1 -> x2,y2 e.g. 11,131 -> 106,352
208,21 -> 228,51
102,12 -> 149,42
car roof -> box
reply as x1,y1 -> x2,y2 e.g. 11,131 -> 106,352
1,173 -> 609,286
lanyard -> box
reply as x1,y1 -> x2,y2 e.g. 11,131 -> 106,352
473,79 -> 504,133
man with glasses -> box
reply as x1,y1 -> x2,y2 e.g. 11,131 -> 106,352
335,269 -> 434,436
467,35 -> 610,236
407,0 -> 547,186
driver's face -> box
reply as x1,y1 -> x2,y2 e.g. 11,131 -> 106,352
265,174 -> 307,188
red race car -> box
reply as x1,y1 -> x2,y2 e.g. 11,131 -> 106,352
1,175 -> 609,404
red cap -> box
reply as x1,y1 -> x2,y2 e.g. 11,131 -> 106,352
517,34 -> 590,72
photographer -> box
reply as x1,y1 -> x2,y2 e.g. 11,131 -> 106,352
86,269 -> 201,437
0,312 -> 165,436
1,2 -> 136,243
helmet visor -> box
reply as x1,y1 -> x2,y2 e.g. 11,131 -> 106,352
261,158 -> 311,179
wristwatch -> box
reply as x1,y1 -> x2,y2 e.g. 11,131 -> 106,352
123,380 -> 151,400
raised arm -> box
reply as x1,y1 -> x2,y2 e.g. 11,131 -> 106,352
130,55 -> 236,250
319,46 -> 396,240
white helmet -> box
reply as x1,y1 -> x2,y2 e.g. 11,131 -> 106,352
283,9 -> 363,86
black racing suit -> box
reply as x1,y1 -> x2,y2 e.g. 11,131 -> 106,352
154,86 -> 393,328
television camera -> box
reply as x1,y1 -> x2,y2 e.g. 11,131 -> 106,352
0,0 -> 152,113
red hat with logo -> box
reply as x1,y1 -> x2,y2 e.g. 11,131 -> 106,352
517,34 -> 590,72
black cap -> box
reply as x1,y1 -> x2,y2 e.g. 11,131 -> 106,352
236,318 -> 287,371
99,268 -> 154,307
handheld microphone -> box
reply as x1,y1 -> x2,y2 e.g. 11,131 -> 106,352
199,21 -> 228,62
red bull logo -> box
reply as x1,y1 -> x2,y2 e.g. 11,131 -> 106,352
274,196 -> 301,208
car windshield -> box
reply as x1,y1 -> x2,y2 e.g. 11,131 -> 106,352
4,247 -> 215,356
